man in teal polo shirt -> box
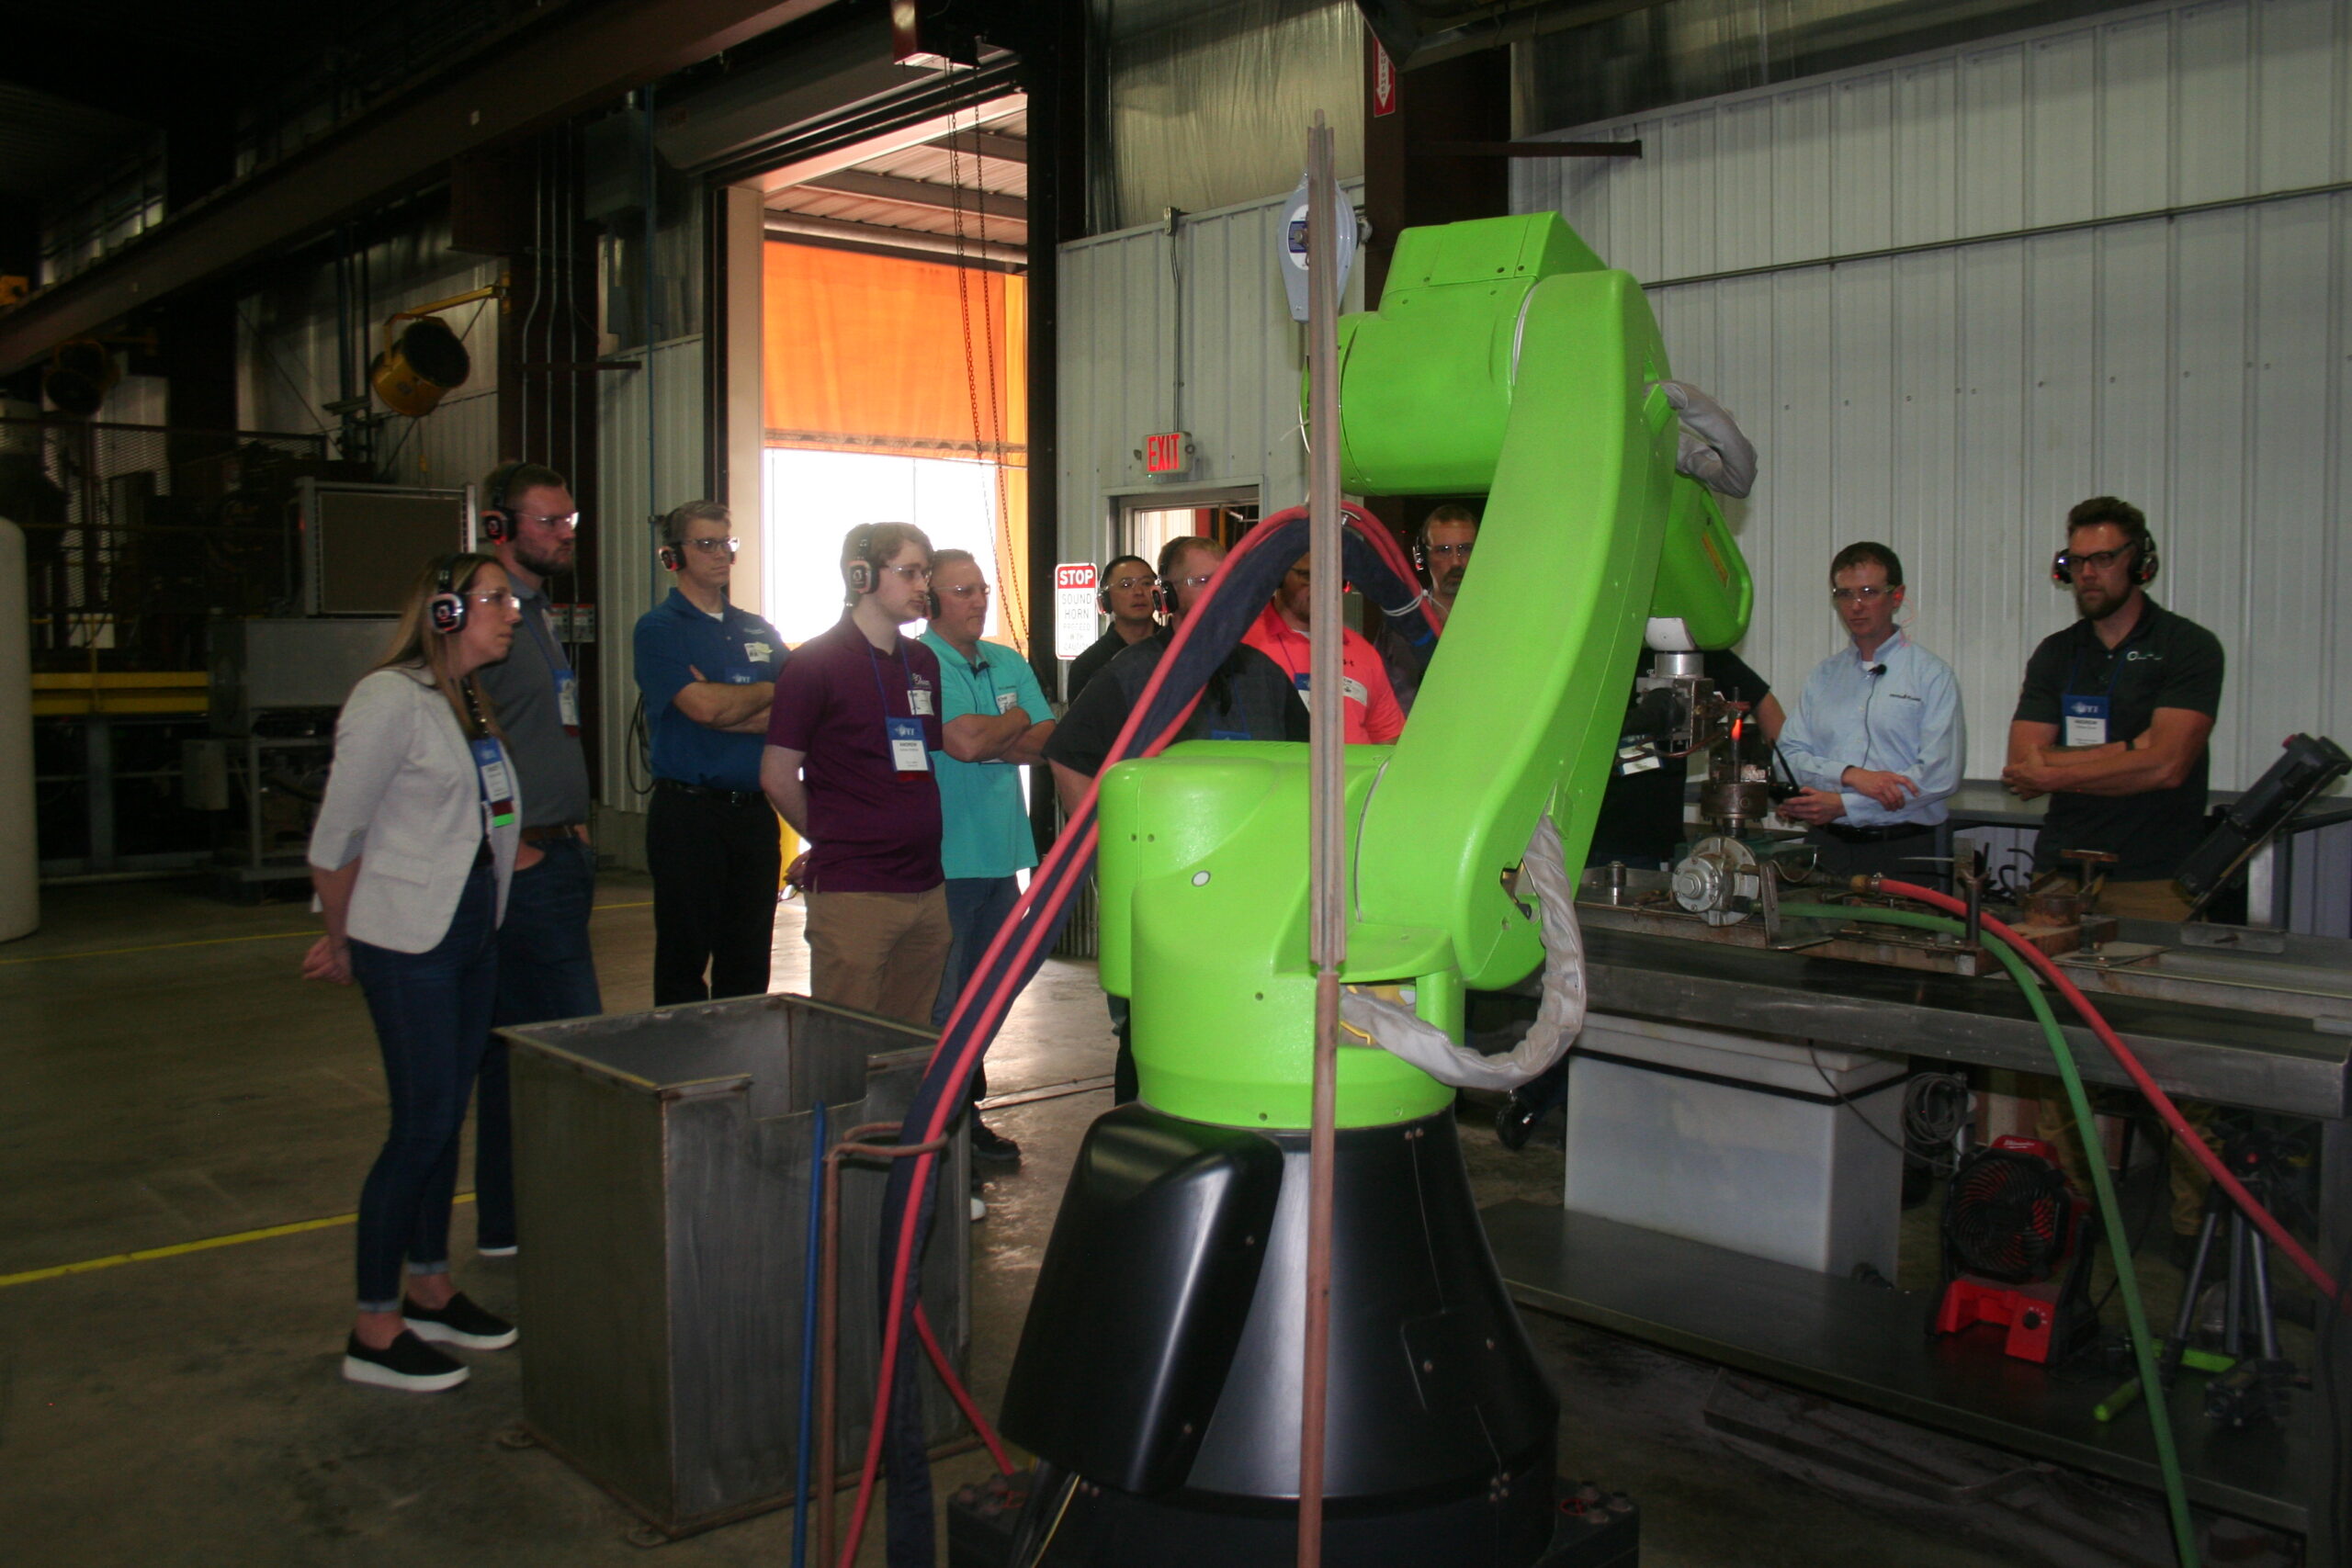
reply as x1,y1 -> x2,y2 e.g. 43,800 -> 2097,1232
922,548 -> 1053,1164
632,500 -> 786,1005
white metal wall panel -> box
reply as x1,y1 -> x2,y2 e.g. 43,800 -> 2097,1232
1513,0 -> 2352,813
1056,182 -> 1363,572
596,334 -> 705,829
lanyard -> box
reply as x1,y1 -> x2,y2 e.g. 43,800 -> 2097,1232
864,636 -> 900,712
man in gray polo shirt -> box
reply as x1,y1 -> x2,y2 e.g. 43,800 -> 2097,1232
473,460 -> 603,1256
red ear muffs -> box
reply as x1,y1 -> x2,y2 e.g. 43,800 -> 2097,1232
429,592 -> 467,634
481,510 -> 510,544
659,545 -> 682,571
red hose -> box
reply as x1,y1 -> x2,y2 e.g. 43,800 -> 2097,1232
838,507 -> 1423,1565
1877,878 -> 2342,1307
913,1301 -> 1014,1476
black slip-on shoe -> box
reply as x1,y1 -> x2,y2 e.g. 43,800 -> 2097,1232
402,1291 -> 517,1349
343,1330 -> 469,1392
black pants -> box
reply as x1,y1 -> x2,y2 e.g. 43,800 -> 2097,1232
647,785 -> 783,1006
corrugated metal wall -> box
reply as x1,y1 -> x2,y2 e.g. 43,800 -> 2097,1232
238,218 -> 503,488
1513,0 -> 2352,804
596,333 -> 706,850
1057,179 -> 1364,569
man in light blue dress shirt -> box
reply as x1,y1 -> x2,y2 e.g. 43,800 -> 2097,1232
1774,542 -> 1965,887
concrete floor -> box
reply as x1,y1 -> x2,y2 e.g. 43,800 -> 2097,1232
3,874 -> 2040,1566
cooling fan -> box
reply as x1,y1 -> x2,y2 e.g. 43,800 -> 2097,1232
1931,1134 -> 2100,1364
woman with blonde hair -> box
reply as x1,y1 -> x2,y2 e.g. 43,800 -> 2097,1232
303,552 -> 525,1391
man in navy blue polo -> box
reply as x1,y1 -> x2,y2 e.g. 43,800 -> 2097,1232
632,500 -> 786,1005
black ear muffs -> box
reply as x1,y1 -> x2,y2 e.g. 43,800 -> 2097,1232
1151,578 -> 1175,618
658,544 -> 683,571
842,524 -> 878,596
2052,533 -> 2160,587
427,557 -> 467,634
1096,585 -> 1112,615
481,461 -> 526,545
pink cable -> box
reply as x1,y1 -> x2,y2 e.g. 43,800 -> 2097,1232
837,507 -> 1415,1565
1877,879 -> 2342,1307
913,1301 -> 1014,1476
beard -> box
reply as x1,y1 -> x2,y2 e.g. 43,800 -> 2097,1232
516,537 -> 573,580
2073,581 -> 2127,621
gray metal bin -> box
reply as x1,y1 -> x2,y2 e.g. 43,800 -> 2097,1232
503,993 -> 969,1538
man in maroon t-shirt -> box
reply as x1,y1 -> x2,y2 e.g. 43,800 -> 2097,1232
761,523 -> 950,1025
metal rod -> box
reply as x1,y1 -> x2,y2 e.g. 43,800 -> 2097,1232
1297,111 -> 1342,1568
793,1100 -> 828,1568
2249,1226 -> 2281,1364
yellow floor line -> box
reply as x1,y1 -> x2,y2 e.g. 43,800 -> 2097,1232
0,1194 -> 476,1290
0,898 -> 653,967
0,929 -> 314,964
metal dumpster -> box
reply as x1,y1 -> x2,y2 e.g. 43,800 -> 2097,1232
503,992 -> 970,1538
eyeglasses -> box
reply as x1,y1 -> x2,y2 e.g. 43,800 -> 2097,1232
466,591 -> 521,611
1106,575 -> 1154,592
1829,585 -> 1895,604
684,536 -> 739,556
936,581 -> 989,601
1424,542 -> 1474,561
882,563 -> 931,583
1165,572 -> 1215,591
514,509 -> 580,531
2058,544 -> 2136,573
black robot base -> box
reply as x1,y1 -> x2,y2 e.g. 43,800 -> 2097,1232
996,1102 -> 1616,1567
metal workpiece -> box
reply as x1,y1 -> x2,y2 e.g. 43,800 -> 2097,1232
2055,920 -> 2352,1032
502,994 -> 970,1540
1563,928 -> 2352,1120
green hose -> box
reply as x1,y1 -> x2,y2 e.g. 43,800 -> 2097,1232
1778,902 -> 2199,1568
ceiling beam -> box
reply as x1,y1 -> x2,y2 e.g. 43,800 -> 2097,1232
756,92 -> 1023,193
763,211 -> 1023,267
926,128 -> 1026,164
792,170 -> 1027,224
0,0 -> 841,373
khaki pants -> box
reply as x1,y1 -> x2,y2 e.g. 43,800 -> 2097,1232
804,886 -> 953,1029
2030,873 -> 2211,1234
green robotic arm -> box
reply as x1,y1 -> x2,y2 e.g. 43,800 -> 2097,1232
1096,212 -> 1753,1133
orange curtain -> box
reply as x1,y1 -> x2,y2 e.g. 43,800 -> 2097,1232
764,243 -> 1030,645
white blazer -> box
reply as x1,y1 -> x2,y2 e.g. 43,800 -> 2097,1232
309,666 -> 522,954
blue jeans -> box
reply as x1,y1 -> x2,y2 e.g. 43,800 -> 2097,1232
350,865 -> 500,1310
482,835 -> 602,1248
933,874 -> 1021,1104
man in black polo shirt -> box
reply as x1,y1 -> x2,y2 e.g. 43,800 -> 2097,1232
2003,495 -> 2224,920
1065,554 -> 1158,704
2006,496 -> 2224,1254
1045,533 -> 1306,1102
1046,535 -> 1307,816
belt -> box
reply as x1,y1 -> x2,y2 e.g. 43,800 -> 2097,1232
655,778 -> 767,807
1817,821 -> 1936,844
520,821 -> 586,844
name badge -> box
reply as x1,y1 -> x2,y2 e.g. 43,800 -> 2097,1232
910,687 -> 934,716
1289,672 -> 1370,705
743,639 -> 774,666
471,738 -> 517,829
554,670 -> 581,734
2062,694 -> 2109,748
996,689 -> 1019,715
887,716 -> 930,773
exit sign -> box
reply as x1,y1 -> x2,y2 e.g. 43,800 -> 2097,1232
1143,431 -> 1192,476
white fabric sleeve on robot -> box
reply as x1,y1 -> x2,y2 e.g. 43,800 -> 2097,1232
1656,380 -> 1758,500
1338,813 -> 1586,1091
